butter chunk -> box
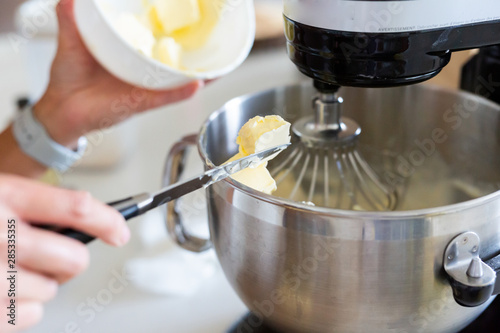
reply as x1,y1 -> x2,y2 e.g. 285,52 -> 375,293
231,164 -> 277,194
225,153 -> 277,195
113,13 -> 156,57
169,0 -> 221,51
149,0 -> 201,35
237,116 -> 291,156
153,37 -> 183,68
225,115 -> 291,195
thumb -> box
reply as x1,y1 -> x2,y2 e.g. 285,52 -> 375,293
55,0 -> 84,51
145,80 -> 204,110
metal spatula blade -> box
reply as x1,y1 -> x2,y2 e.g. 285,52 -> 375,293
54,143 -> 290,244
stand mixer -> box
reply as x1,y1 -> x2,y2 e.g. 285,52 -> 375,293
277,0 -> 500,312
163,2 -> 500,332
270,0 -> 500,212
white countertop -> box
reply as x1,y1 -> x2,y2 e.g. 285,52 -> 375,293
0,33 -> 307,332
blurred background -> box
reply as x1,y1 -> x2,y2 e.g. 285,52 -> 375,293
0,0 -> 25,32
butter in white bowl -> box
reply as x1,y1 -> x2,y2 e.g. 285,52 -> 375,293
112,12 -> 156,58
109,0 -> 221,71
225,116 -> 291,195
74,0 -> 255,89
146,0 -> 202,35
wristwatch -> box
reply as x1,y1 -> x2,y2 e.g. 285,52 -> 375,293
12,105 -> 88,172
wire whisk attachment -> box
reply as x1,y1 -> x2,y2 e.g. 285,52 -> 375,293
269,88 -> 397,211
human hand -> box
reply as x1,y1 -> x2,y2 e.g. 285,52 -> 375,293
0,174 -> 130,331
33,0 -> 202,148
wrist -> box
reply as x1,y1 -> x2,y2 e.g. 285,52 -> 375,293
33,95 -> 80,149
0,125 -> 47,177
12,104 -> 88,173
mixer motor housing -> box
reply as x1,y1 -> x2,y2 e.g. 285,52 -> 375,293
283,0 -> 500,88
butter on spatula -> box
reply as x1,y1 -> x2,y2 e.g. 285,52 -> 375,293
225,116 -> 291,194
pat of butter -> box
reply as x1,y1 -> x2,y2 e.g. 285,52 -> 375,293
169,0 -> 220,51
225,115 -> 291,195
153,37 -> 182,69
149,0 -> 201,35
226,152 -> 277,194
237,116 -> 291,156
113,13 -> 156,57
231,165 -> 277,194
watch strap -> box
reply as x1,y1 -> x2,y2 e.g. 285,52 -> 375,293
12,106 -> 88,172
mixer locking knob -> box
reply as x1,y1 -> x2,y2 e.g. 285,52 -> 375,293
466,258 -> 484,279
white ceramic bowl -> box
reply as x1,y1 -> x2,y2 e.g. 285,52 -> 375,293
74,0 -> 256,90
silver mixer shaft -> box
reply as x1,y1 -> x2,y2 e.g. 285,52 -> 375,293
314,92 -> 344,132
270,86 -> 397,211
293,91 -> 361,145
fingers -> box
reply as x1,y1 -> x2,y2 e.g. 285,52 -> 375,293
144,80 -> 203,110
17,269 -> 58,302
17,224 -> 89,284
0,301 -> 43,332
0,262 -> 50,332
0,263 -> 57,303
0,175 -> 130,247
204,79 -> 218,85
18,302 -> 44,330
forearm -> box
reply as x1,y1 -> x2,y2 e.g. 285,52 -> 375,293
0,125 -> 47,178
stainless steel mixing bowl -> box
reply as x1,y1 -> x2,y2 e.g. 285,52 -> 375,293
164,83 -> 500,333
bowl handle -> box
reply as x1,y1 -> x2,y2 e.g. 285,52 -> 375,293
162,134 -> 212,252
444,232 -> 500,307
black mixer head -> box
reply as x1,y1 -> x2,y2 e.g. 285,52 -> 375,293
283,1 -> 500,88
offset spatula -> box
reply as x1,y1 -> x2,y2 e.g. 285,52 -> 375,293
55,144 -> 289,244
